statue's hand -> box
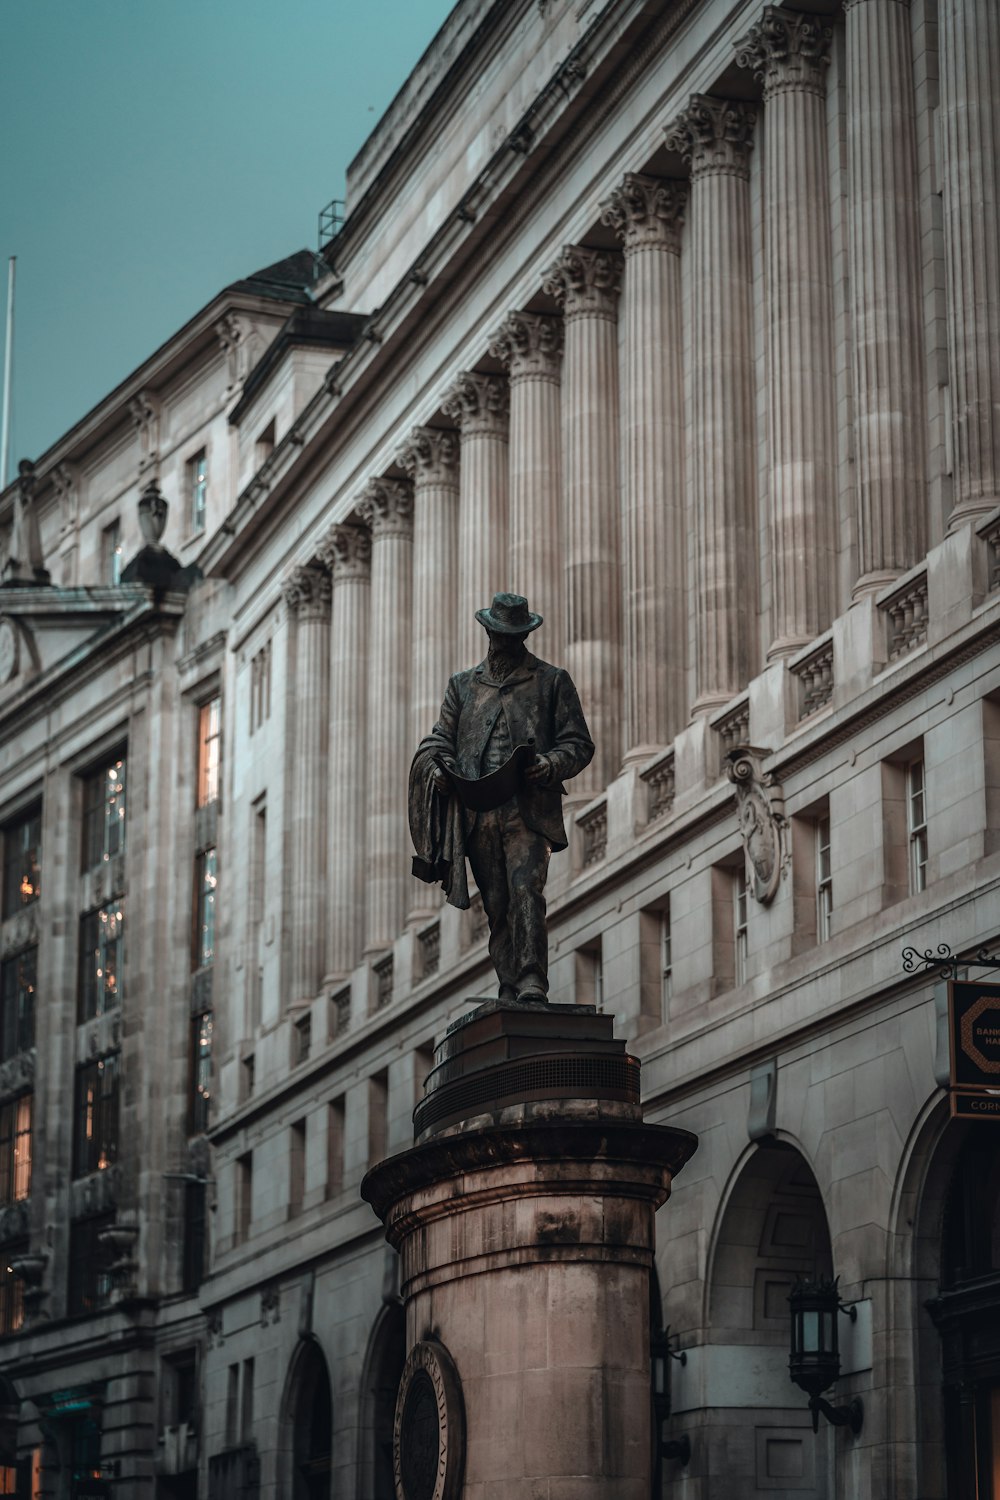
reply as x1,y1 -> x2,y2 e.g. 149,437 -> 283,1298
431,765 -> 451,795
524,753 -> 552,786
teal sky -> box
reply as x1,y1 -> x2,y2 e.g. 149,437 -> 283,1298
0,0 -> 457,470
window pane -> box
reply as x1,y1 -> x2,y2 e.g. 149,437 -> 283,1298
191,1011 -> 213,1134
2,807 -> 41,917
0,948 -> 36,1060
0,1242 -> 27,1334
81,756 -> 127,871
78,903 -> 124,1021
195,850 -> 217,968
73,1056 -> 120,1177
197,698 -> 221,806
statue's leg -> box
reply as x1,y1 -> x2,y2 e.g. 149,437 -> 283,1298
502,810 -> 551,998
466,809 -> 517,999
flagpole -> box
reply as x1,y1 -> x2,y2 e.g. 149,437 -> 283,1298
0,257 -> 14,490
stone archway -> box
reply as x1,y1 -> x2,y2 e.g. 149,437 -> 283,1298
279,1338 -> 334,1500
357,1302 -> 405,1500
692,1142 -> 835,1499
919,1115 -> 1000,1499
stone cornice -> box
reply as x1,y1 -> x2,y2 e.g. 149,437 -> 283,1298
441,373 -> 510,438
664,95 -> 757,181
316,523 -> 372,583
488,311 -> 564,383
356,477 -> 414,540
396,427 -> 461,487
600,173 -> 687,253
542,246 -> 622,321
735,7 -> 832,98
281,563 -> 332,619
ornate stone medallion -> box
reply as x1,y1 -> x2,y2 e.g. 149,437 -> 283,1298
394,1340 -> 465,1500
725,745 -> 787,904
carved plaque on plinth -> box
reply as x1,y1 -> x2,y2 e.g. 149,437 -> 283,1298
394,1341 -> 464,1500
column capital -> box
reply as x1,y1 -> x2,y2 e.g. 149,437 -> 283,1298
397,426 -> 460,486
542,246 -> 622,320
317,522 -> 371,582
664,96 -> 756,180
282,562 -> 332,620
600,174 -> 687,254
441,372 -> 510,438
735,7 -> 832,97
357,477 -> 414,540
489,311 -> 564,383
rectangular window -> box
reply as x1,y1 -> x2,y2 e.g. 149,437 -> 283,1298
190,1010 -> 213,1134
327,1097 -> 345,1198
193,849 -> 217,969
248,801 -> 266,1032
255,419 -> 275,466
734,866 -> 749,987
241,1358 -> 255,1442
236,1153 -> 252,1243
189,451 -> 208,534
225,1364 -> 239,1446
197,698 -> 221,806
2,805 -> 41,917
907,758 -> 928,894
249,642 -> 272,734
78,902 -> 124,1021
0,1249 -> 25,1339
182,1180 -> 206,1294
0,948 -> 36,1060
574,940 -> 603,1009
73,1056 -> 120,1177
816,815 -> 833,942
294,1012 -> 311,1066
103,519 -> 122,586
0,1242 -> 27,1334
81,755 -> 127,871
368,1072 -> 388,1167
242,1054 -> 255,1101
661,903 -> 673,1010
67,1213 -> 115,1315
289,1120 -> 306,1219
0,1096 -> 32,1204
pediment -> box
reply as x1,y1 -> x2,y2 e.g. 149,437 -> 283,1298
0,584 -> 142,697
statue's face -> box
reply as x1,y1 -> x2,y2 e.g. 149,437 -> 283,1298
487,628 -> 529,656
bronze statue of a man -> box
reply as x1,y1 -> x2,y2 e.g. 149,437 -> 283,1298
410,593 -> 594,1002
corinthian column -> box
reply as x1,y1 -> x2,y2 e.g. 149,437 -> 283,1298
441,373 -> 510,666
398,428 -> 461,745
489,312 -> 564,658
737,9 -> 836,657
665,97 -> 757,714
281,563 -> 331,1004
601,175 -> 688,757
317,522 -> 370,979
542,247 -> 622,791
843,0 -> 926,592
357,479 -> 413,953
939,0 -> 1000,527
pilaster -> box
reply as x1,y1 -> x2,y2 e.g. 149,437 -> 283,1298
843,0 -> 927,593
602,175 -> 688,757
736,7 -> 837,657
441,373 -> 510,666
281,564 -> 332,1004
357,479 -> 414,953
489,312 -> 564,658
665,97 -> 758,715
939,0 -> 1000,527
542,246 -> 623,791
316,523 -> 371,979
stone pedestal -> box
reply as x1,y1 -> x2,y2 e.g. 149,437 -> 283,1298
362,1002 -> 697,1500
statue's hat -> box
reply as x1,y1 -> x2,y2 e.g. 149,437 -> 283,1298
475,591 -> 543,634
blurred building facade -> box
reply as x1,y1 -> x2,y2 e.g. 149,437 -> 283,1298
0,0 -> 998,1496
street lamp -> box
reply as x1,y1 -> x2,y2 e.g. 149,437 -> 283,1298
788,1278 -> 863,1435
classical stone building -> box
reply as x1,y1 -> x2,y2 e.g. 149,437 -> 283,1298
0,0 -> 998,1495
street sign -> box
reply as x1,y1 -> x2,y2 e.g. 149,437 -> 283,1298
948,980 -> 1000,1090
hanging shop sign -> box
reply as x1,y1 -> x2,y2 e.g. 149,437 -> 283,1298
948,980 -> 1000,1118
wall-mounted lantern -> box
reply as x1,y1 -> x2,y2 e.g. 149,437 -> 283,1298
788,1278 -> 863,1435
651,1325 -> 691,1466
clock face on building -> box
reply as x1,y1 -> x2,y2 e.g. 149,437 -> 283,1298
0,618 -> 18,685
393,1341 -> 465,1500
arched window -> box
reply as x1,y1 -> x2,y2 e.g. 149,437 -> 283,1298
286,1340 -> 333,1500
359,1302 -> 406,1500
